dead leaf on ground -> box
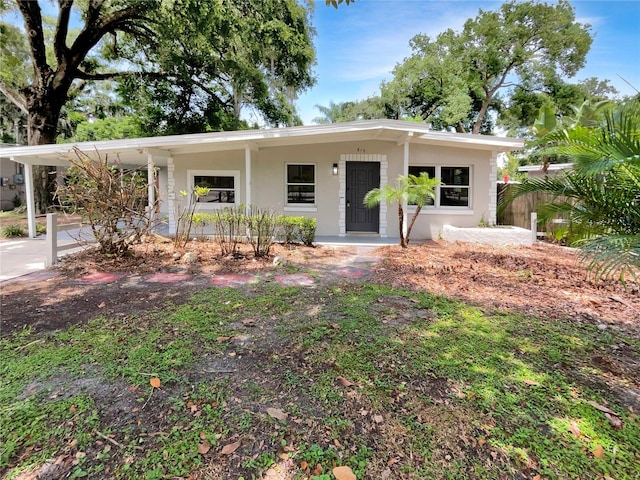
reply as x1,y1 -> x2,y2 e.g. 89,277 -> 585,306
604,412 -> 623,430
593,444 -> 605,459
333,465 -> 357,480
373,414 -> 384,423
522,379 -> 540,386
220,439 -> 241,455
97,302 -> 105,308
336,376 -> 354,387
568,420 -> 581,438
216,336 -> 231,342
149,377 -> 161,388
587,400 -> 617,416
300,460 -> 308,470
312,464 -> 323,476
266,407 -> 288,421
198,443 -> 210,455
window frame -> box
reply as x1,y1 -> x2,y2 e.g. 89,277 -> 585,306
187,169 -> 240,209
407,165 -> 472,211
285,163 -> 316,207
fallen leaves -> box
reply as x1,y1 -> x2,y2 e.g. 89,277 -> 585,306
149,377 -> 161,389
220,439 -> 241,455
587,401 -> 624,430
593,444 -> 605,459
266,407 -> 288,421
333,465 -> 356,480
568,420 -> 581,439
604,412 -> 623,430
197,443 -> 210,455
336,376 -> 354,387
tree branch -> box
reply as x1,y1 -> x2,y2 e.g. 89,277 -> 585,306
74,69 -> 165,81
70,6 -> 153,66
54,0 -> 74,65
0,82 -> 28,114
16,0 -> 50,82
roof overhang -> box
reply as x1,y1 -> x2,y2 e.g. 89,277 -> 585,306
0,120 -> 524,167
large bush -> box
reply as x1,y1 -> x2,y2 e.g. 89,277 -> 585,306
55,148 -> 158,255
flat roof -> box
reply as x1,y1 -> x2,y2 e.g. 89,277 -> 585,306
1,119 -> 524,167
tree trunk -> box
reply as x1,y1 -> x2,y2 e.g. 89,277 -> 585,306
405,206 -> 422,245
25,84 -> 67,213
398,205 -> 407,248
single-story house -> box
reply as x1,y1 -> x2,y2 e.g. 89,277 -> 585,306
1,120 -> 523,240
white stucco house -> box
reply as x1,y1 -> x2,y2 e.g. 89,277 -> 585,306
1,120 -> 523,241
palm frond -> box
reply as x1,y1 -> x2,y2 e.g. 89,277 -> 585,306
578,234 -> 640,284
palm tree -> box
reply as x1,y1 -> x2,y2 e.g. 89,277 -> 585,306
507,100 -> 640,283
364,172 -> 439,248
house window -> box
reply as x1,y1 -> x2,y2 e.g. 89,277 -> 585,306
188,170 -> 239,207
440,167 -> 470,207
408,166 -> 436,206
408,165 -> 471,208
287,164 -> 315,204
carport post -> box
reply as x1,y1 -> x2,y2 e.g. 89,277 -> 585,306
146,153 -> 155,221
46,213 -> 58,266
22,161 -> 37,238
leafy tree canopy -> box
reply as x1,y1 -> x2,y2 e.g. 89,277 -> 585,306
0,0 -> 316,145
386,0 -> 592,134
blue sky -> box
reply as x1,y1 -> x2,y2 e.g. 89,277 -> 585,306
296,0 -> 640,125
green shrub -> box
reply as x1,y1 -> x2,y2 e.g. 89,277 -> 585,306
245,206 -> 278,257
278,216 -> 299,245
298,217 -> 317,246
212,206 -> 246,256
1,224 -> 26,237
191,213 -> 216,240
277,216 -> 316,246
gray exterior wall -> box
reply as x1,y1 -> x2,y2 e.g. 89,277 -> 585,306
168,139 -> 497,240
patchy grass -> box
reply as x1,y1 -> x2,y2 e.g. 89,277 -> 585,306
1,284 -> 639,479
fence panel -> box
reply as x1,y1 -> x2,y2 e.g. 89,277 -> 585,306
497,184 -> 567,238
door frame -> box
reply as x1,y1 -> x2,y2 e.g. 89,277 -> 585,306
338,153 -> 388,237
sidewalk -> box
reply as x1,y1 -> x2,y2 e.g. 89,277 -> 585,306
0,229 -> 91,283
1,231 -> 398,284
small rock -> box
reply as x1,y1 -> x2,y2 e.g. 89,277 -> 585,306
597,324 -> 608,331
172,252 -> 181,260
183,252 -> 198,264
273,255 -> 287,266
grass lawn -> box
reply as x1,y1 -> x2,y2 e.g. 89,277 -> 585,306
1,282 -> 639,479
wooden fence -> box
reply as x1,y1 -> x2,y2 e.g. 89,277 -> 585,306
497,183 -> 567,238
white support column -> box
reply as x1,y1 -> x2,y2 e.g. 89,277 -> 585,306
22,161 -> 36,238
147,153 -> 156,221
245,147 -> 252,209
46,213 -> 58,266
167,156 -> 176,234
402,139 -> 410,239
489,151 -> 498,226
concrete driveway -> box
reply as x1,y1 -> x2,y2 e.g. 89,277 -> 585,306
0,229 -> 92,282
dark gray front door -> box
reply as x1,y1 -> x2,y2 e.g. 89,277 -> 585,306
346,161 -> 380,232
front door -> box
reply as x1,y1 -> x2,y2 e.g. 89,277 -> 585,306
346,161 -> 379,232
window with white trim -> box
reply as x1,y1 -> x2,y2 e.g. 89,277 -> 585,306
286,164 -> 315,205
408,166 -> 436,206
188,170 -> 239,207
408,165 -> 471,208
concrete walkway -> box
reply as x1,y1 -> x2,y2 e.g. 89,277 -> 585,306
0,229 -> 92,282
0,232 -> 398,284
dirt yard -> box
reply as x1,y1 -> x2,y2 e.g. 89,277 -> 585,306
1,238 -> 639,480
1,238 -> 638,338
